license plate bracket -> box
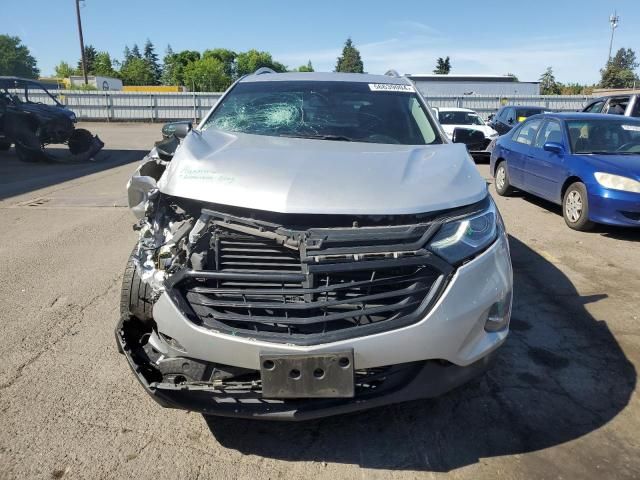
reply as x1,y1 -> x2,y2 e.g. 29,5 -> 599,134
260,351 -> 354,399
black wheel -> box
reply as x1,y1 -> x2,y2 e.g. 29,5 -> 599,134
120,247 -> 154,325
494,161 -> 514,196
0,141 -> 11,151
563,182 -> 594,231
68,128 -> 94,154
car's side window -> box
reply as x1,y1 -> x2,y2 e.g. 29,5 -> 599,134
603,97 -> 629,115
534,120 -> 563,149
513,119 -> 543,146
585,100 -> 604,113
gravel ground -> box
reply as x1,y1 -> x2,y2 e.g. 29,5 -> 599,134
0,123 -> 638,480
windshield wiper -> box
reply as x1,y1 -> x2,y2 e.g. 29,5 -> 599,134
280,134 -> 354,142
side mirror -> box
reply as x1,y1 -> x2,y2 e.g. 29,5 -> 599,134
543,142 -> 564,154
487,113 -> 495,121
452,128 -> 486,149
162,120 -> 192,140
507,117 -> 514,124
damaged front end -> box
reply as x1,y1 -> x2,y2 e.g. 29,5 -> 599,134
119,155 -> 503,419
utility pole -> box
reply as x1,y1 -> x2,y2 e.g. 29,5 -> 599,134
607,12 -> 620,64
75,0 -> 88,85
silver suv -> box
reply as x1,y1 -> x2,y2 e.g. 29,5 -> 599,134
117,71 -> 513,420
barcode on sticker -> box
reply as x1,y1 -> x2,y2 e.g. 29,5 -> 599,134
368,83 -> 415,93
622,125 -> 640,132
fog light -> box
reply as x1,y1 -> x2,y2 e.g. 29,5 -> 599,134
484,290 -> 512,332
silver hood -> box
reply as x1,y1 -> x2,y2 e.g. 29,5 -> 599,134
157,128 -> 487,215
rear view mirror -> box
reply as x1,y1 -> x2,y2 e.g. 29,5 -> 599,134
162,120 -> 192,140
507,118 -> 514,124
452,128 -> 486,149
487,113 -> 495,121
543,142 -> 564,154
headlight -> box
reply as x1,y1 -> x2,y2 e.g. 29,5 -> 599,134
428,198 -> 500,264
594,172 -> 640,193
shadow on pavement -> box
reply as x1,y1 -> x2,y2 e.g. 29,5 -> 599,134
0,146 -> 146,201
205,235 -> 636,473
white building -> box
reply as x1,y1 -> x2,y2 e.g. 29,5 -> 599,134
406,74 -> 540,97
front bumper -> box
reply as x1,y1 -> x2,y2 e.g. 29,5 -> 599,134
117,234 -> 512,420
588,184 -> 640,227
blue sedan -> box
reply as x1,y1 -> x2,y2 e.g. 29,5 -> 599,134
490,113 -> 640,230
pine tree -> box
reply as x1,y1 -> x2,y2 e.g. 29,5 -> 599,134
131,44 -> 142,59
144,39 -> 162,85
539,66 -> 561,95
433,57 -> 451,74
335,38 -> 364,73
77,45 -> 98,75
600,48 -> 639,88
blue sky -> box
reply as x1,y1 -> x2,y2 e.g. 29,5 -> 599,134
5,0 -> 639,83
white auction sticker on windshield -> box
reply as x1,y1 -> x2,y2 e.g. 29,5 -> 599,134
368,83 -> 416,93
622,124 -> 640,132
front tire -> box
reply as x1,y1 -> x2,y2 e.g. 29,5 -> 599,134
68,128 -> 94,154
563,182 -> 593,231
120,247 -> 154,325
494,161 -> 514,196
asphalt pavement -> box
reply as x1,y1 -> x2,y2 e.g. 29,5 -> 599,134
0,123 -> 638,479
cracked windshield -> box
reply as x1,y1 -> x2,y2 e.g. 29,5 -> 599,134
203,81 -> 439,145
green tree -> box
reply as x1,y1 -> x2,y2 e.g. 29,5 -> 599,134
131,44 -> 142,59
144,39 -> 162,85
539,66 -> 562,95
120,57 -> 155,85
54,61 -> 76,78
297,60 -> 314,72
183,56 -> 229,91
123,46 -> 133,64
0,35 -> 39,78
560,83 -> 592,95
162,49 -> 201,85
433,56 -> 451,74
600,48 -> 639,88
236,49 -> 287,77
77,45 -> 98,75
335,38 -> 363,73
203,48 -> 237,79
93,52 -> 119,78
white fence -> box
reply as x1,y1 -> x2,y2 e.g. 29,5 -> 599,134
38,91 -> 594,122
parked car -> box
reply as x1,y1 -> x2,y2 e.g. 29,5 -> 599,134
437,107 -> 498,161
491,112 -> 640,230
117,70 -> 513,420
0,76 -> 103,162
437,107 -> 498,141
582,93 -> 640,117
488,105 -> 553,135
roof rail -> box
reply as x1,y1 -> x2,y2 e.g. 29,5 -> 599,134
384,69 -> 401,78
254,67 -> 277,75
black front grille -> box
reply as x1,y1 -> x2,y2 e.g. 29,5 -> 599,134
170,226 -> 450,345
